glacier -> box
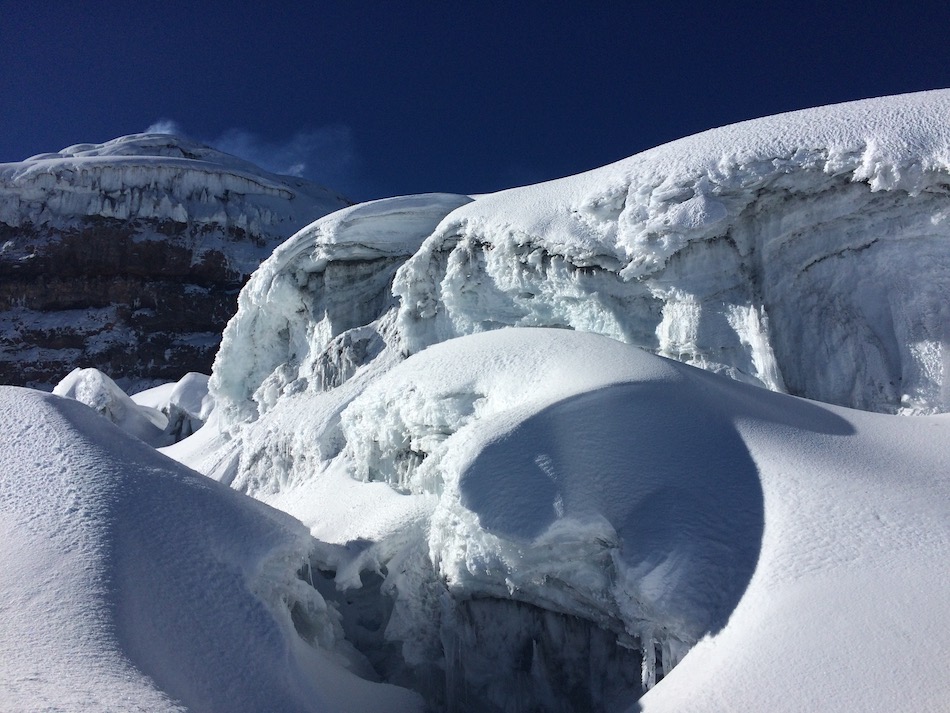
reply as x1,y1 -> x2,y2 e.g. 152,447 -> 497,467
156,89 -> 950,713
3,90 -> 950,712
0,133 -> 349,269
0,133 -> 352,390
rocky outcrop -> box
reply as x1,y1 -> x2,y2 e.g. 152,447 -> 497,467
0,134 -> 350,391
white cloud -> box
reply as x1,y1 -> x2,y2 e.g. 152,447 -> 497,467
142,119 -> 359,195
144,118 -> 185,136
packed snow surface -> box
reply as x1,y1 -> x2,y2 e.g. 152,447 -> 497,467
0,386 -> 422,712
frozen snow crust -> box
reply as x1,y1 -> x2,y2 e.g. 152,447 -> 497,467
395,89 -> 950,414
0,386 -> 422,712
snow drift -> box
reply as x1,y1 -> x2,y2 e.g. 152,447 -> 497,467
0,386 -> 421,712
189,326 -> 950,712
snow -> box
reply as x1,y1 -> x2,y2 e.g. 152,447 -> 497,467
0,133 -> 351,275
394,89 -> 950,414
53,367 -> 169,446
4,90 -> 950,711
0,385 -> 422,712
187,326 -> 950,711
210,192 -> 472,426
131,371 -> 214,441
53,368 -> 216,446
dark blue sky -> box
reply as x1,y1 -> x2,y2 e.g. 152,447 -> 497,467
3,2 -> 950,200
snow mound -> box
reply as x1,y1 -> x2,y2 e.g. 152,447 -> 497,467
188,327 -> 950,711
340,330 -> 765,676
131,371 -> 214,441
0,386 -> 421,712
54,366 -> 168,445
394,89 -> 950,414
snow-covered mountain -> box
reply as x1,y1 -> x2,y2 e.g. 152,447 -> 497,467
3,91 -> 950,712
0,133 -> 350,391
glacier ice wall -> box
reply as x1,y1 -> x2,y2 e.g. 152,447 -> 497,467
0,133 -> 354,390
394,90 -> 950,413
174,90 -> 950,712
211,193 -> 472,427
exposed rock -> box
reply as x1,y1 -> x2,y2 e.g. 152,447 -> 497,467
0,134 -> 351,391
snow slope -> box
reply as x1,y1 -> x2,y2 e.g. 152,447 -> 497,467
0,386 -> 422,712
395,89 -> 950,414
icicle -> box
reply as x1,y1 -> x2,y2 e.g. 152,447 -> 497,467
640,626 -> 656,690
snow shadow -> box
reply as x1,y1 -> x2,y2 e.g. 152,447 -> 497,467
459,376 -> 852,641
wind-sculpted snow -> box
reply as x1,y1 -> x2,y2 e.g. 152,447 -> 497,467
0,386 -> 422,712
395,90 -> 950,414
171,91 -> 950,710
211,193 -> 472,426
53,366 -> 169,445
339,329 -> 769,689
189,327 -> 950,711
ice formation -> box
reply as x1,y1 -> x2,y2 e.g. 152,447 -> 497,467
394,89 -> 950,414
54,368 -> 215,446
53,367 -> 169,446
210,192 -> 472,426
0,132 -> 354,390
6,91 -> 950,712
131,371 -> 214,441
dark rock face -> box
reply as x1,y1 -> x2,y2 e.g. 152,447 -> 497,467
0,134 -> 351,391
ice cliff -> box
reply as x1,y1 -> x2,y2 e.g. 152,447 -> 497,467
395,89 -> 950,414
0,133 -> 350,390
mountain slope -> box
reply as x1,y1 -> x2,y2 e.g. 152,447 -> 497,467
0,133 -> 350,391
0,386 -> 421,712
